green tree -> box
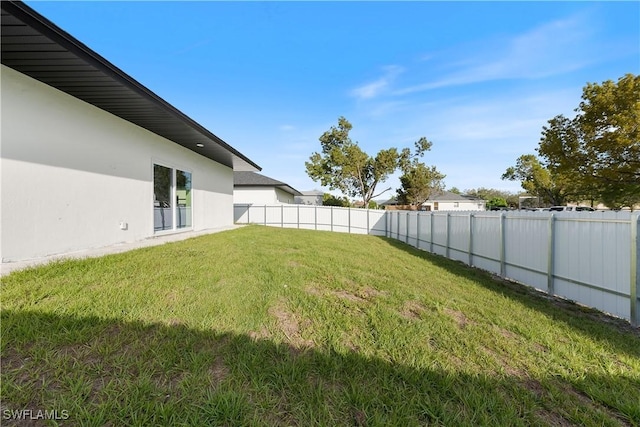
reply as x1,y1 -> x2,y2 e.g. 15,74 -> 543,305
501,154 -> 572,206
537,74 -> 640,209
449,187 -> 461,195
396,163 -> 446,205
306,117 -> 431,206
487,197 -> 508,210
463,188 -> 520,207
322,193 -> 350,207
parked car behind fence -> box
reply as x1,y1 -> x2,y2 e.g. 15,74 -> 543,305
548,206 -> 595,212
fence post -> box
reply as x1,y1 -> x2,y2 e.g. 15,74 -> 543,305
314,205 -> 317,231
281,204 -> 284,228
384,211 -> 388,237
264,205 -> 267,226
247,204 -> 250,224
631,213 -> 639,326
547,214 -> 556,296
348,207 -> 351,234
297,204 -> 300,229
445,213 -> 450,259
406,212 -> 410,244
397,211 -> 400,240
430,213 -> 434,253
468,213 -> 474,266
416,213 -> 421,250
330,206 -> 334,232
500,212 -> 506,277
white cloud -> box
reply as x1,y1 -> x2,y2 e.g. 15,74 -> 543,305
350,65 -> 404,100
395,13 -> 596,95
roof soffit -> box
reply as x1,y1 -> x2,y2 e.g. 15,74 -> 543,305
1,1 -> 260,171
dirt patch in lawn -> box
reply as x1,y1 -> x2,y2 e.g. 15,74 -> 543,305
444,308 -> 471,329
360,286 -> 388,299
269,301 -> 314,349
333,290 -> 367,303
208,356 -> 229,385
306,285 -> 387,304
400,301 -> 427,320
534,408 -> 573,427
249,327 -> 271,341
481,345 -> 524,378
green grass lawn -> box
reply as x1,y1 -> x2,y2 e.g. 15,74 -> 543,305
2,225 -> 639,426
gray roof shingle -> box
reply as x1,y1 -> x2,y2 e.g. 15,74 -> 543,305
234,172 -> 302,196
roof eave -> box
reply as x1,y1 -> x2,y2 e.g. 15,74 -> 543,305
1,0 -> 260,172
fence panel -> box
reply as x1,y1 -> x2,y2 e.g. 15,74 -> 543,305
449,213 -> 471,263
297,205 -> 317,230
431,214 -> 449,257
553,211 -> 632,320
349,208 -> 371,235
369,210 -> 388,236
233,204 -> 639,325
469,214 -> 501,275
416,213 -> 432,251
233,204 -> 249,223
265,205 -> 282,226
504,212 -> 550,292
407,212 -> 419,247
397,212 -> 408,243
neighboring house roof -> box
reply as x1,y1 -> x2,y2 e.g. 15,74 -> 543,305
461,195 -> 485,201
234,172 -> 302,196
299,190 -> 324,196
0,1 -> 260,172
427,191 -> 480,202
380,197 -> 399,206
380,191 -> 485,205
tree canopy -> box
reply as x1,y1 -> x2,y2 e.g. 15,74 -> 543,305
322,193 -> 350,207
306,117 -> 432,206
537,74 -> 639,209
501,154 -> 572,206
464,187 -> 520,208
396,163 -> 445,205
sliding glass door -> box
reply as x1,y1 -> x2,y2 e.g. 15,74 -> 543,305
176,169 -> 192,229
153,164 -> 192,232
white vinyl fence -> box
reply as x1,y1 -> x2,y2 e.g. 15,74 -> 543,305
234,204 -> 640,326
234,204 -> 387,235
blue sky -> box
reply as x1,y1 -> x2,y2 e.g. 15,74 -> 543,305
27,1 -> 639,198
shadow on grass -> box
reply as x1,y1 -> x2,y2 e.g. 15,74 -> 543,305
2,309 -> 638,426
376,236 -> 640,354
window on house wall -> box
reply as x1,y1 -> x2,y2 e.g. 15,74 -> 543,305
454,202 -> 459,208
434,202 -> 439,211
154,164 -> 192,232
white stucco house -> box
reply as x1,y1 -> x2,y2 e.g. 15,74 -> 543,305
1,1 -> 260,263
233,172 -> 301,205
382,191 -> 487,211
295,190 -> 324,206
423,192 -> 486,211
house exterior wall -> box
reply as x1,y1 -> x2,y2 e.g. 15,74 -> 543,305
233,187 -> 295,205
1,65 -> 234,262
295,193 -> 324,205
422,200 -> 486,211
274,188 -> 295,204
